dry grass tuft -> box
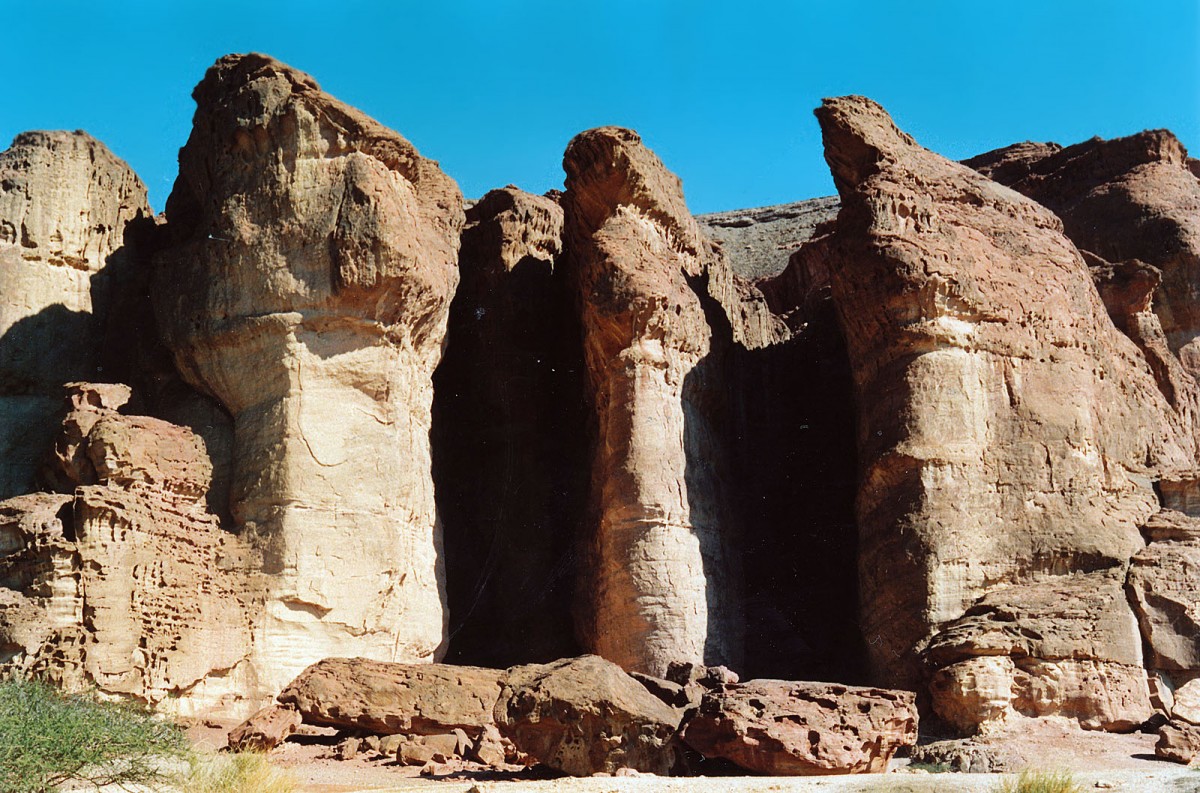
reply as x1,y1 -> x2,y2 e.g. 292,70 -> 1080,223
183,751 -> 295,793
995,768 -> 1082,793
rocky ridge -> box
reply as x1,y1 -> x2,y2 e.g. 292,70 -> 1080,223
1,52 -> 1199,775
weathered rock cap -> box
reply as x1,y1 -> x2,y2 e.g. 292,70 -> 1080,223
815,95 -> 919,197
493,655 -> 682,776
278,657 -> 507,737
681,680 -> 918,775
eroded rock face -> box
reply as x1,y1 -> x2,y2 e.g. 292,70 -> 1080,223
153,53 -> 464,692
681,680 -> 917,775
0,131 -> 150,498
563,127 -> 785,676
1127,510 -> 1200,671
433,187 -> 587,667
493,654 -> 681,776
0,383 -> 255,717
801,96 -> 1193,730
278,657 -> 506,737
967,131 -> 1200,379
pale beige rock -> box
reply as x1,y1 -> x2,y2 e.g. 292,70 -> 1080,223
681,680 -> 918,775
1171,680 -> 1200,725
563,127 -> 783,676
0,386 -> 256,717
0,131 -> 150,498
801,96 -> 1193,728
153,53 -> 464,693
278,656 -> 506,736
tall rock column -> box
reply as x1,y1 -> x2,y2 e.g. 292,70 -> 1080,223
153,54 -> 463,693
562,128 -> 775,675
809,97 -> 1195,730
0,132 -> 149,498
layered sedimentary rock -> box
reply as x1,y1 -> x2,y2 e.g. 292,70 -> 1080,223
786,96 -> 1195,731
433,187 -> 587,667
681,680 -> 918,775
153,54 -> 464,693
0,132 -> 150,498
563,127 -> 785,676
0,383 -> 254,716
1127,510 -> 1200,671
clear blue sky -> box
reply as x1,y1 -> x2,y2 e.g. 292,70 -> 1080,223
2,0 -> 1197,214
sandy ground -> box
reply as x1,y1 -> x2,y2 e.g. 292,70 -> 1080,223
212,726 -> 1200,793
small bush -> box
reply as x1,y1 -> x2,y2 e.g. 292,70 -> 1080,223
0,677 -> 188,793
996,769 -> 1083,793
183,752 -> 295,793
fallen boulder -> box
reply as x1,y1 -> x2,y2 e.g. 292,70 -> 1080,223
1157,720 -> 1200,765
681,680 -> 917,775
278,657 -> 506,737
227,703 -> 302,752
493,655 -> 681,776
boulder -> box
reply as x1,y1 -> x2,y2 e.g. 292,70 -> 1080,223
152,53 -> 464,693
563,126 -> 784,675
1157,720 -> 1200,765
278,657 -> 506,737
493,655 -> 681,776
0,131 -> 150,499
1171,679 -> 1200,726
787,96 -> 1192,731
227,703 -> 302,751
681,680 -> 917,775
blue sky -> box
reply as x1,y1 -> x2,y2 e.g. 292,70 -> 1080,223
2,1 -> 1197,213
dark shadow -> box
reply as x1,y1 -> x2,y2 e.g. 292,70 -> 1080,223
432,233 -> 590,667
683,270 -> 865,683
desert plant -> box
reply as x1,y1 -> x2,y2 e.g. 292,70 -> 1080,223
0,676 -> 189,792
182,752 -> 295,793
995,769 -> 1083,793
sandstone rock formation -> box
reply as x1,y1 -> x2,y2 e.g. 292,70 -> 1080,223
278,657 -> 506,737
1157,720 -> 1200,765
0,383 -> 254,716
227,703 -> 302,751
778,96 -> 1195,733
493,654 -> 681,776
681,680 -> 918,775
0,131 -> 150,499
432,186 -> 587,667
152,53 -> 465,693
966,131 -> 1200,380
563,127 -> 786,677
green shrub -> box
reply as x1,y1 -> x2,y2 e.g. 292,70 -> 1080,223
996,769 -> 1083,793
0,677 -> 188,792
183,752 -> 295,793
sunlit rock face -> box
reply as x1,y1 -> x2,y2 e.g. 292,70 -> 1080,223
0,131 -> 149,498
153,53 -> 464,694
802,95 -> 1194,730
562,127 -> 786,676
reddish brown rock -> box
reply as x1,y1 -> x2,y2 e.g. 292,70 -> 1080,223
493,654 -> 681,776
433,186 -> 587,667
563,127 -> 784,676
227,703 -> 302,751
1157,719 -> 1200,765
278,657 -> 506,737
793,96 -> 1192,730
967,131 -> 1200,381
153,53 -> 464,693
681,680 -> 917,775
1128,510 -> 1200,672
